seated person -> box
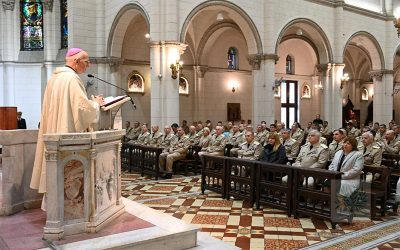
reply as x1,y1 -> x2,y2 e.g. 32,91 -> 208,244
198,127 -> 212,149
328,129 -> 346,160
357,131 -> 382,168
159,125 -> 176,150
382,130 -> 400,154
293,130 -> 329,169
281,129 -> 300,161
125,121 -> 141,142
287,130 -> 329,185
228,124 -> 244,156
261,132 -> 287,164
159,127 -> 189,178
134,125 -> 150,145
148,125 -> 163,147
199,125 -> 226,156
237,131 -> 263,160
328,137 -> 364,197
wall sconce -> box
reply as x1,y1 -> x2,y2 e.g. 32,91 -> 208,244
170,60 -> 183,79
394,17 -> 400,37
315,81 -> 323,90
230,81 -> 238,92
340,73 -> 349,89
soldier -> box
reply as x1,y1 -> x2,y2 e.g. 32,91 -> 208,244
382,130 -> 400,154
159,126 -> 176,151
187,125 -> 198,145
293,130 -> 329,169
199,125 -> 227,156
228,124 -> 244,156
320,121 -> 331,136
328,129 -> 346,160
126,121 -> 142,142
122,121 -> 133,142
281,129 -> 300,160
347,122 -> 361,137
392,125 -> 400,142
375,124 -> 386,143
181,119 -> 189,134
226,121 -> 234,134
198,127 -> 212,149
237,131 -> 263,160
135,124 -> 150,145
290,122 -> 304,145
159,127 -> 189,179
254,124 -> 268,146
148,125 -> 163,147
290,130 -> 329,185
358,131 -> 382,168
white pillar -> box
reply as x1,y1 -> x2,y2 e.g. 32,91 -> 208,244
371,70 -> 394,123
322,63 -> 343,129
193,66 -> 207,122
250,54 -> 276,125
150,41 -> 186,127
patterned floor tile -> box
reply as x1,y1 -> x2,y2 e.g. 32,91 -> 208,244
122,172 -> 400,250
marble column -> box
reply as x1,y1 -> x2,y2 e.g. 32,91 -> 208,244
150,41 -> 186,127
249,54 -> 277,125
370,70 -> 394,124
1,0 -> 16,105
193,66 -> 207,122
321,63 -> 344,130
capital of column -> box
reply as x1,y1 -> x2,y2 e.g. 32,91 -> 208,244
247,53 -> 279,70
2,0 -> 15,11
90,56 -> 123,72
150,41 -> 187,55
368,69 -> 393,81
193,65 -> 208,78
42,0 -> 54,11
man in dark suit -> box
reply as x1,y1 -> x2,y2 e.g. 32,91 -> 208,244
17,111 -> 27,129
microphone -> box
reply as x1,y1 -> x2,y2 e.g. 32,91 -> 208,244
88,74 -> 136,109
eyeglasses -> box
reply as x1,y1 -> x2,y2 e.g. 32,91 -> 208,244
82,60 -> 90,65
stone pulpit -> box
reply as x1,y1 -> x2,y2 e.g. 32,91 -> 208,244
42,130 -> 125,240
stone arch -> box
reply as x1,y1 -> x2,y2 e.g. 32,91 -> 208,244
106,3 -> 150,58
196,21 -> 242,65
179,0 -> 263,55
343,31 -> 384,70
275,18 -> 333,64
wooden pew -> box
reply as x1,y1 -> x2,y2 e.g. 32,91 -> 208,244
121,142 -> 131,171
256,162 -> 294,216
201,155 -> 228,198
225,158 -> 256,205
360,165 -> 390,218
142,146 -> 163,180
292,167 -> 343,228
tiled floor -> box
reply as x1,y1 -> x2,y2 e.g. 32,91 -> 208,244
121,171 -> 400,250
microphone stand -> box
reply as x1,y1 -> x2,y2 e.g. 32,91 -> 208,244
88,74 -> 136,109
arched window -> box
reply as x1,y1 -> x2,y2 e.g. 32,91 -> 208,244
286,55 -> 294,74
61,0 -> 68,49
227,47 -> 238,70
20,0 -> 43,50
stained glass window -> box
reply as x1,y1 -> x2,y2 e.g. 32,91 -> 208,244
227,47 -> 238,70
61,0 -> 68,49
20,0 -> 43,50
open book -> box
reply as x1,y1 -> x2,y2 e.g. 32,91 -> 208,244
101,95 -> 131,111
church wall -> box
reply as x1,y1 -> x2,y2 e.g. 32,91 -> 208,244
344,0 -> 382,13
179,70 -> 195,124
120,65 -> 151,124
202,70 -> 252,124
13,64 -> 42,129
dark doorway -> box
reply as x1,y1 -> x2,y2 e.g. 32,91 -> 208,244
227,103 -> 241,122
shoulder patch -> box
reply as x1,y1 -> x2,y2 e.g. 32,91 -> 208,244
320,144 -> 328,149
253,141 -> 260,146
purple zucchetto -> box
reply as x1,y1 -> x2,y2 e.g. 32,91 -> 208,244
66,48 -> 83,57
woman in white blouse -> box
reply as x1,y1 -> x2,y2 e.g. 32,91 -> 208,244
328,137 -> 364,196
